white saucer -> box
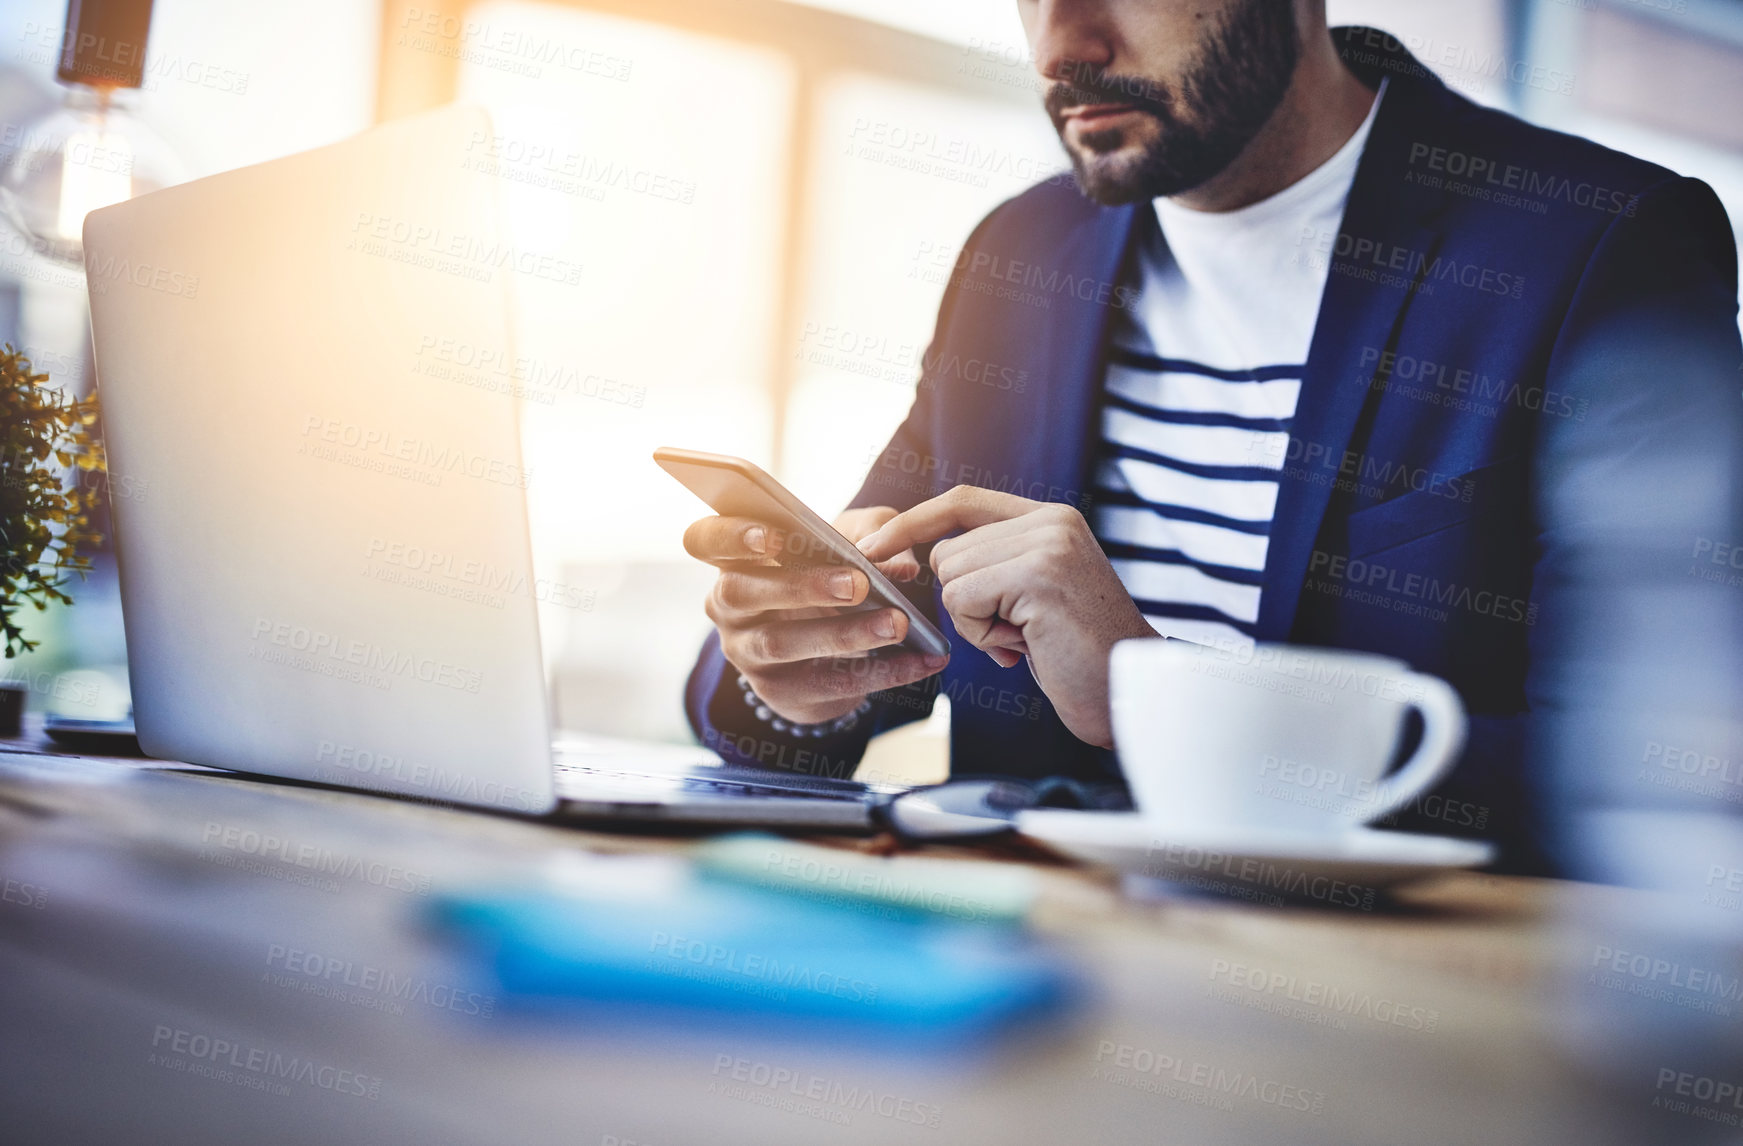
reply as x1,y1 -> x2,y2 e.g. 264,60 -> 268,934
1015,810 -> 1495,896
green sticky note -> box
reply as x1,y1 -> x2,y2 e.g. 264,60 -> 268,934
693,834 -> 1035,923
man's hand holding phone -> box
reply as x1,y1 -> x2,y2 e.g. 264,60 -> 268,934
858,486 -> 1154,749
683,507 -> 949,726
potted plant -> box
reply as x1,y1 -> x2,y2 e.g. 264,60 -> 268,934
0,345 -> 103,732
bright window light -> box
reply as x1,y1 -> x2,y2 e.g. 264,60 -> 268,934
785,0 -> 1028,50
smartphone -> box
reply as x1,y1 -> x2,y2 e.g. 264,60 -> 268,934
654,447 -> 950,658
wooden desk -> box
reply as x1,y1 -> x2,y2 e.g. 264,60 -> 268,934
0,744 -> 1735,1146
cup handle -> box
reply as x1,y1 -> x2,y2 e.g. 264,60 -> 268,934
1350,673 -> 1468,825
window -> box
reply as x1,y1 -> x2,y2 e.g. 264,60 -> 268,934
381,0 -> 1052,740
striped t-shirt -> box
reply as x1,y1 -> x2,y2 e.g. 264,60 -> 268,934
1092,82 -> 1384,653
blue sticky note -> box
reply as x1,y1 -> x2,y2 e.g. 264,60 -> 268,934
430,878 -> 1076,1036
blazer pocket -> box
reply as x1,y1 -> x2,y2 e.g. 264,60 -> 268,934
1343,458 -> 1517,558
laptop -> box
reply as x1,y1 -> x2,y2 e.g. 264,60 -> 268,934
80,106 -> 908,829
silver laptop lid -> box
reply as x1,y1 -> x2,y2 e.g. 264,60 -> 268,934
83,106 -> 557,813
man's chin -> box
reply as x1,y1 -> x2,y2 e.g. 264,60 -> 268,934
1066,137 -> 1228,206
1070,151 -> 1167,208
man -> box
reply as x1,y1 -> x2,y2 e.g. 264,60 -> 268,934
681,1 -> 1743,871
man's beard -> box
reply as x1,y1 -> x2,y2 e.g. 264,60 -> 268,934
1045,0 -> 1302,205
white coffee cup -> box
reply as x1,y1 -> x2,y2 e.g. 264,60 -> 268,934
1109,640 -> 1467,835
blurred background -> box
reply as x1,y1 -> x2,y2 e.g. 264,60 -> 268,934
1,0 -> 1740,758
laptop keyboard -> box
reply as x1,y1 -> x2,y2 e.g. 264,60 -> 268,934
551,757 -> 890,803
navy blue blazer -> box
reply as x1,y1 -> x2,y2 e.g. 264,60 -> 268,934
687,30 -> 1743,870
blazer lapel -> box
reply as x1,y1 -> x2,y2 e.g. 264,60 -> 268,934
1256,74 -> 1453,641
1030,202 -> 1140,506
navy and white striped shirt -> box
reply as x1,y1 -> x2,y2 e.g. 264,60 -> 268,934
1092,83 -> 1384,652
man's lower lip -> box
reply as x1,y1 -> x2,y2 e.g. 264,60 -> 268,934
1070,106 -> 1138,124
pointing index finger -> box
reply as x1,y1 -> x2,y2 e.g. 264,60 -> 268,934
855,486 -> 1039,560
